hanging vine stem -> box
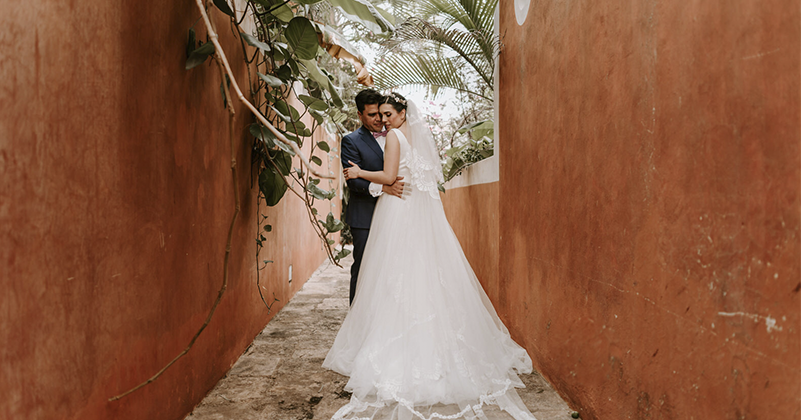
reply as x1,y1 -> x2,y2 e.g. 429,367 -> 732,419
110,0 -> 352,400
109,5 -> 238,401
195,0 -> 333,181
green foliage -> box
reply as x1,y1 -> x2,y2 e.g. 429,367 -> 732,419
457,119 -> 493,141
213,0 -> 235,17
185,41 -> 215,70
259,163 -> 289,206
372,0 -> 499,100
300,59 -> 344,107
258,72 -> 283,88
316,141 -> 330,152
286,17 -> 320,60
241,32 -> 272,53
320,212 -> 345,233
327,0 -> 394,33
442,136 -> 494,182
368,0 -> 499,175
184,0 -> 396,266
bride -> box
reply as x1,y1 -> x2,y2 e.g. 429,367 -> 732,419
323,92 -> 537,420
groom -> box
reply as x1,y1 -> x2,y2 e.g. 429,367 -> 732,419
341,89 -> 405,305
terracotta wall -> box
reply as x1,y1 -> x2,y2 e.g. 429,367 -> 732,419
495,0 -> 800,418
441,181 -> 501,307
0,2 -> 338,419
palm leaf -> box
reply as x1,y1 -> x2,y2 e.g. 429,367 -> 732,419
371,53 -> 488,99
381,17 -> 498,89
411,0 -> 497,34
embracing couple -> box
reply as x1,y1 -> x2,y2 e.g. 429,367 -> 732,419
322,89 -> 538,420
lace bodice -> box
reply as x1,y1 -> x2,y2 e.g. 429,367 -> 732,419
391,128 -> 441,199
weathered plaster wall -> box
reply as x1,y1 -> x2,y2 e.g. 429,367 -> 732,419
0,2 -> 338,419
497,0 -> 800,418
441,181 -> 501,308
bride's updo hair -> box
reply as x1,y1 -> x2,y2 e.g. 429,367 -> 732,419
380,92 -> 408,112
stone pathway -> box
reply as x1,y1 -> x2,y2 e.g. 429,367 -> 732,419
185,254 -> 576,420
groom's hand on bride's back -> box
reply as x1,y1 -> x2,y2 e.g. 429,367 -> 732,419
383,177 -> 405,198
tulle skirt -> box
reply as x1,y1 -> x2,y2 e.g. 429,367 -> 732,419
323,185 -> 537,420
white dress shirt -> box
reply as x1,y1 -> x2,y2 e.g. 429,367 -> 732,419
367,134 -> 386,197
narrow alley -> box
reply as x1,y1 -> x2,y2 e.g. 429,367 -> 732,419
185,255 -> 575,420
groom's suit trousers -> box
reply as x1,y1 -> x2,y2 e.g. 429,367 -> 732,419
341,126 -> 384,306
349,227 -> 370,305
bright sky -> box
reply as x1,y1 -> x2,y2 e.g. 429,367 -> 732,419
393,87 -> 463,120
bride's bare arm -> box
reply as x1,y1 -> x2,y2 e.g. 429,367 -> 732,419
344,131 -> 400,185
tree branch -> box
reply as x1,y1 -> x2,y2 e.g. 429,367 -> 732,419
195,0 -> 333,180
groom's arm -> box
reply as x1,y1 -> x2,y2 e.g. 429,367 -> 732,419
340,135 -> 371,194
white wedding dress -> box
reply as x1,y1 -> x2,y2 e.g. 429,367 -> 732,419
324,103 -> 537,420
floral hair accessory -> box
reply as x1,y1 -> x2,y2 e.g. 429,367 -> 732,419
389,92 -> 407,106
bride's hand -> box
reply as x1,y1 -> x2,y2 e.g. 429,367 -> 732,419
344,161 -> 361,180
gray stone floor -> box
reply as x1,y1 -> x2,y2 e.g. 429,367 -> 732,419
185,255 -> 576,420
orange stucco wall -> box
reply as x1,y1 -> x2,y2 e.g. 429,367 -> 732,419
495,0 -> 800,418
441,182 -> 501,308
0,2 -> 338,420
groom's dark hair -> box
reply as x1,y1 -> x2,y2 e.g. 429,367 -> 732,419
355,89 -> 383,113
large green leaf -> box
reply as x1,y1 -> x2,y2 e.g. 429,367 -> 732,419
269,148 -> 293,176
250,123 -> 277,148
285,120 -> 310,136
334,248 -> 351,261
269,105 -> 291,123
259,165 -> 288,206
300,59 -> 343,107
309,109 -> 325,124
273,137 -> 296,155
319,212 -> 345,233
286,57 -> 300,76
328,0 -> 394,33
257,0 -> 294,22
306,181 -> 335,200
276,64 -> 293,81
241,32 -> 271,53
373,5 -> 396,25
316,141 -> 331,152
271,47 -> 285,62
311,22 -> 367,64
286,17 -> 320,60
273,100 -> 301,121
258,72 -> 284,88
213,0 -> 234,17
457,119 -> 493,141
298,94 -> 329,111
186,28 -> 196,58
185,42 -> 215,70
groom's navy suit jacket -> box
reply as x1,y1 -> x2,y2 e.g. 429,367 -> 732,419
341,126 -> 384,229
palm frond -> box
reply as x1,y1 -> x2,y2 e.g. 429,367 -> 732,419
371,54 -> 490,100
414,0 -> 497,34
382,18 -> 498,88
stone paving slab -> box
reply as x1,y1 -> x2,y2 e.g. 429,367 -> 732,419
185,255 -> 577,420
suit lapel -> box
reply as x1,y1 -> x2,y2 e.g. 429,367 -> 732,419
358,127 -> 384,161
